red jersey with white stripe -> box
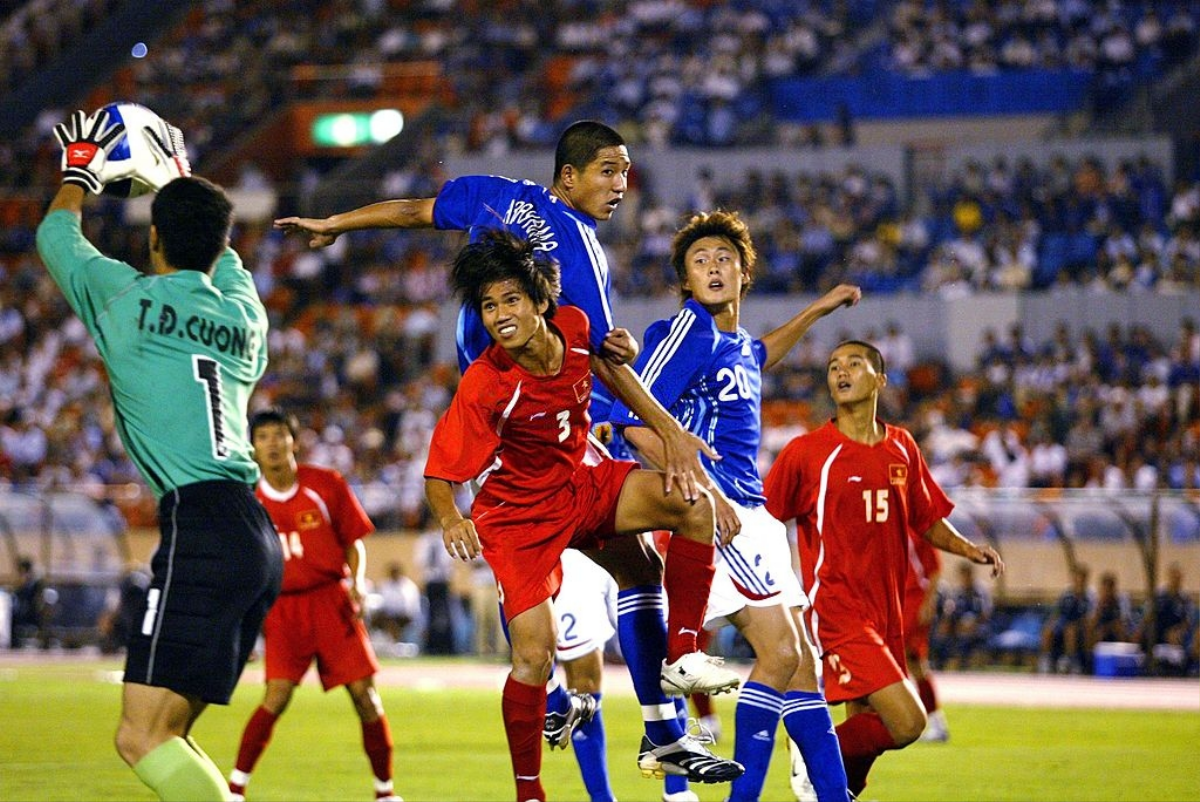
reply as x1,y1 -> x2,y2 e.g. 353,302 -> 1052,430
763,420 -> 953,655
256,464 -> 374,593
424,305 -> 594,510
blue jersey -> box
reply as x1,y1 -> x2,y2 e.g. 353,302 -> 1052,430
433,175 -> 616,379
610,299 -> 767,506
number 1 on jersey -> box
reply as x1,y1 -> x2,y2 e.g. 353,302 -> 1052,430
193,355 -> 229,459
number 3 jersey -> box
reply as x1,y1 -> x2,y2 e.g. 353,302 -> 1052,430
424,306 -> 594,510
609,298 -> 767,507
36,211 -> 268,496
763,421 -> 953,654
255,464 -> 374,594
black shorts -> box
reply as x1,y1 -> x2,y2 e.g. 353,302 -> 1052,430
124,480 -> 283,704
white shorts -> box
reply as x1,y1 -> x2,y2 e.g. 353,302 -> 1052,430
554,548 -> 618,662
704,502 -> 808,630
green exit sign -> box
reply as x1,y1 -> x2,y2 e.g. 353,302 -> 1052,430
311,110 -> 405,148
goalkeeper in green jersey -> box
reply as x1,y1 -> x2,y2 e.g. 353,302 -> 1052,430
36,107 -> 284,801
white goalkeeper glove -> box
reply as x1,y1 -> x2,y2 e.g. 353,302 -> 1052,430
54,109 -> 134,194
133,119 -> 192,191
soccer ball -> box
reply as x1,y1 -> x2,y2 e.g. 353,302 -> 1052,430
97,101 -> 173,198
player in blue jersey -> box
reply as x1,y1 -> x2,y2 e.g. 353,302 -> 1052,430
275,121 -> 744,785
38,109 -> 282,801
611,210 -> 861,802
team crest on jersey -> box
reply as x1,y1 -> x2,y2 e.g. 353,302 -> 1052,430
573,375 -> 591,403
296,510 -> 322,530
889,464 -> 908,485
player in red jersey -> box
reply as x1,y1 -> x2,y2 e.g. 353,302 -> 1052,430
904,529 -> 949,742
424,231 -> 745,802
228,408 -> 400,802
764,340 -> 1004,798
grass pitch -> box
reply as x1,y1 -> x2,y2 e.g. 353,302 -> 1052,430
1,657 -> 1197,801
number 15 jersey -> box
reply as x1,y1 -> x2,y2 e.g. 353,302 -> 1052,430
763,420 -> 953,655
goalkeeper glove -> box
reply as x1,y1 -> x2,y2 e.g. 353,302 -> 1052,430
54,109 -> 132,194
134,119 -> 191,191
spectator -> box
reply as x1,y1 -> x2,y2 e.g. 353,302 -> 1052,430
1039,563 -> 1094,675
415,527 -> 459,655
1139,562 -> 1197,676
9,556 -> 50,649
374,560 -> 422,652
97,563 -> 151,655
932,561 -> 994,670
467,558 -> 504,659
1083,570 -> 1135,672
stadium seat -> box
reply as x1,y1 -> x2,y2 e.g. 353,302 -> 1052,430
987,609 -> 1046,667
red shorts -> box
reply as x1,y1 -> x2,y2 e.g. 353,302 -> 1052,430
477,458 -> 638,621
820,625 -> 908,705
263,580 -> 378,690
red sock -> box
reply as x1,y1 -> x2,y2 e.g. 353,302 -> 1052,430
362,715 -> 394,783
917,676 -> 939,713
235,705 -> 280,775
502,675 -> 546,802
663,535 -> 715,661
836,711 -> 897,795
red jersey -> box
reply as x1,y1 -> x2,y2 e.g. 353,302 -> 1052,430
256,464 -> 374,593
763,420 -> 953,656
424,305 -> 594,510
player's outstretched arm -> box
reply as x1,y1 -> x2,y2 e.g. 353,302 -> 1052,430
274,197 -> 437,249
760,283 -> 862,370
424,477 -> 480,561
923,518 -> 1006,578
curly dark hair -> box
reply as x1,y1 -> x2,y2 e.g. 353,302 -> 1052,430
451,230 -> 562,318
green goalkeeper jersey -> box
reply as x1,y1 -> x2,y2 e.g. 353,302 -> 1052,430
36,210 -> 268,498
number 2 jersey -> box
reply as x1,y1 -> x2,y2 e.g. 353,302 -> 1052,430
763,420 -> 953,654
423,305 -> 594,510
36,211 -> 268,497
255,464 -> 374,594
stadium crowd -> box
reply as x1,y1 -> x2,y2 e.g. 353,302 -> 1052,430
4,0 -> 1200,195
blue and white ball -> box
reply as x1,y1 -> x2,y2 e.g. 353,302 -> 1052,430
98,101 -> 169,198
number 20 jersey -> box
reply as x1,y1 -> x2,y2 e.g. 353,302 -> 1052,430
609,299 -> 767,506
